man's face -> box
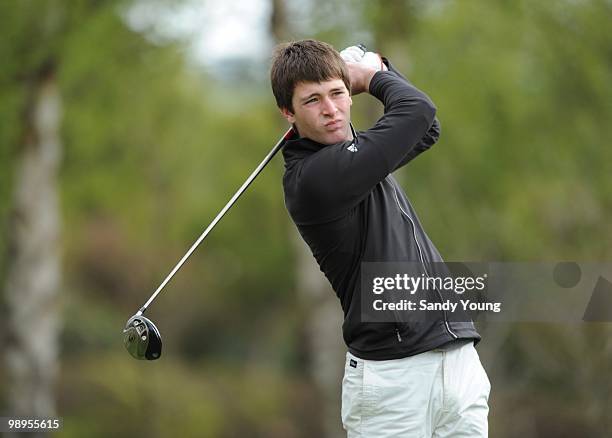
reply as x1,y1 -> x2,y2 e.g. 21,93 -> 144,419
281,78 -> 352,145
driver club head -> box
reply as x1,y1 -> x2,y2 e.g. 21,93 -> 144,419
123,314 -> 162,360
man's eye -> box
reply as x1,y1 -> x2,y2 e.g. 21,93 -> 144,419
333,91 -> 344,96
305,98 -> 317,104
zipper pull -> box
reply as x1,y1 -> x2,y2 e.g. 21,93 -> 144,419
396,328 -> 402,342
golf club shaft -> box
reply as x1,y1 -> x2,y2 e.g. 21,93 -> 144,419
137,127 -> 294,315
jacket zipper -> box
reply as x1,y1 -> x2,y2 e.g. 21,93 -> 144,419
352,128 -> 407,343
351,129 -> 436,343
388,179 -> 458,340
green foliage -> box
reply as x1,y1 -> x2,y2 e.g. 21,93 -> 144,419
59,353 -> 316,437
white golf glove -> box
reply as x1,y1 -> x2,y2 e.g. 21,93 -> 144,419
340,45 -> 366,63
340,45 -> 385,71
361,51 -> 385,71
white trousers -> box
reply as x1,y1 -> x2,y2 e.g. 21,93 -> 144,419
341,341 -> 490,437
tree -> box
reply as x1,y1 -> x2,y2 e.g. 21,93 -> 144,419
1,1 -> 66,427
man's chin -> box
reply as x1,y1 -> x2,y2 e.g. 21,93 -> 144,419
319,128 -> 350,145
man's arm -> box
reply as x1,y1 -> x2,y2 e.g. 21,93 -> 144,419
382,58 -> 441,172
391,116 -> 440,172
293,66 -> 437,223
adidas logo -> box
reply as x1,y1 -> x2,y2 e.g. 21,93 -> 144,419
347,143 -> 358,153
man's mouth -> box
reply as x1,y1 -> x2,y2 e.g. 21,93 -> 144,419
325,120 -> 342,129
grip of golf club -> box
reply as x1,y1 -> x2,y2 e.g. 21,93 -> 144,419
284,127 -> 296,141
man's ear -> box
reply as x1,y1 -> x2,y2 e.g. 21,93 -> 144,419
280,107 -> 296,124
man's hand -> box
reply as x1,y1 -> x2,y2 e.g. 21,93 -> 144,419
361,52 -> 387,72
340,45 -> 388,95
340,45 -> 366,63
346,62 -> 379,95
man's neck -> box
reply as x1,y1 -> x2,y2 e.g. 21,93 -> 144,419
291,123 -> 355,143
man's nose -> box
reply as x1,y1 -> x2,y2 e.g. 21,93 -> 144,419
320,96 -> 337,115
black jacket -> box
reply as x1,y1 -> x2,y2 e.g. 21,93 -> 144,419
282,62 -> 480,360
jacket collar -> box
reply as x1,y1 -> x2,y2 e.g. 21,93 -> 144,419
282,123 -> 357,169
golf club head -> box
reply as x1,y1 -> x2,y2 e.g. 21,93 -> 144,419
123,314 -> 162,360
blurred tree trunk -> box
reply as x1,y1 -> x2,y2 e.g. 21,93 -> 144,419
270,0 -> 288,42
292,234 -> 345,438
269,2 -> 345,437
4,63 -> 62,427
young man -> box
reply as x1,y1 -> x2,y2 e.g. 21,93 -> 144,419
271,39 -> 490,437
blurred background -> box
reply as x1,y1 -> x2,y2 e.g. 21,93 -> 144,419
1,0 -> 611,436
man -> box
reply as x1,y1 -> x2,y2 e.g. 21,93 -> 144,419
270,39 -> 490,437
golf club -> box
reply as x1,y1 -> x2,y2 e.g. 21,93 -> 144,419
124,127 -> 295,360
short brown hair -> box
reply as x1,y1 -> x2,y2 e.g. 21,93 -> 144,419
270,39 -> 350,112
